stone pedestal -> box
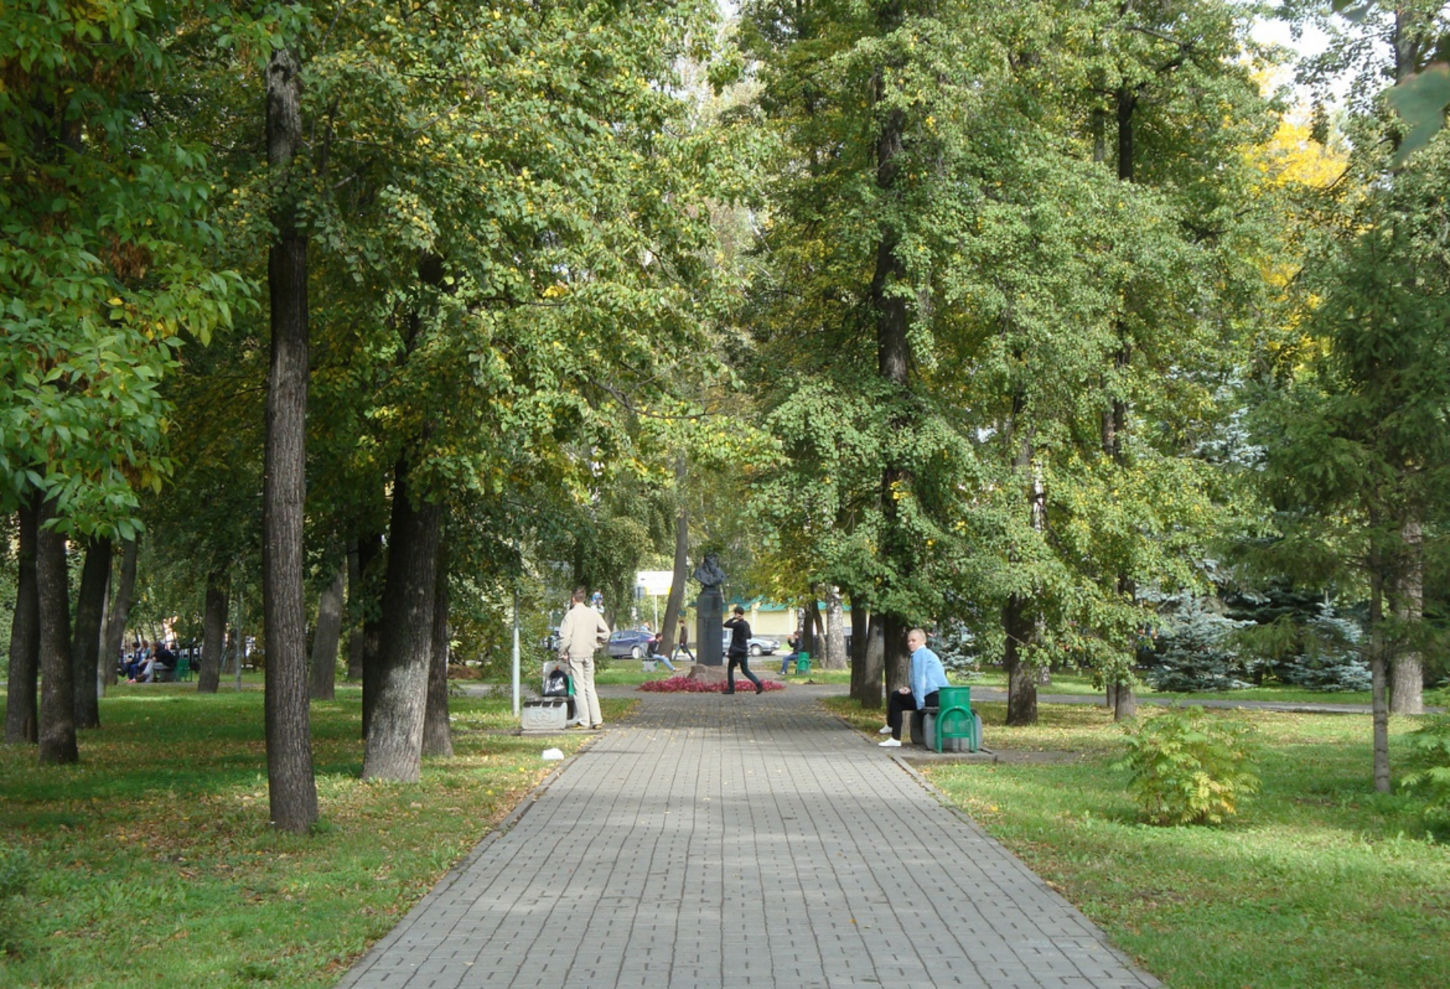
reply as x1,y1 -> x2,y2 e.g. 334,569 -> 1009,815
696,589 -> 723,667
521,698 -> 568,732
685,664 -> 728,687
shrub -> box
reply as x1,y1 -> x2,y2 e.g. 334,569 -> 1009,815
1399,716 -> 1450,837
1116,705 -> 1261,826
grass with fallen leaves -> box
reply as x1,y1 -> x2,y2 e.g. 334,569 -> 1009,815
830,695 -> 1450,989
0,684 -> 631,989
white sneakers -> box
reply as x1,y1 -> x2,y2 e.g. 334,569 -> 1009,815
878,725 -> 892,734
878,738 -> 902,747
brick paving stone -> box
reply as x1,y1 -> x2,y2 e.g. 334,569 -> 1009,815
335,683 -> 1161,989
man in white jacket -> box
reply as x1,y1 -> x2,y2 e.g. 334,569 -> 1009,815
557,586 -> 611,730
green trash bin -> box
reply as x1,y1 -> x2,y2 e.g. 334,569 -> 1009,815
794,651 -> 810,675
934,685 -> 976,752
936,685 -> 971,711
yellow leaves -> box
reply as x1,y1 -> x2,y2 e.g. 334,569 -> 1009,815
1257,116 -> 1347,192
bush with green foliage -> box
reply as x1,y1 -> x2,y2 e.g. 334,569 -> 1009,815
1116,705 -> 1261,825
1399,715 -> 1450,837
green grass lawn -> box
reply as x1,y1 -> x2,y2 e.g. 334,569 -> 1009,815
0,683 -> 633,989
961,670 -> 1438,707
828,696 -> 1450,989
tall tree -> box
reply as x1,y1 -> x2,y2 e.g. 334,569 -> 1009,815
261,43 -> 318,831
363,461 -> 439,782
1251,209 -> 1450,793
70,537 -> 112,729
101,538 -> 138,689
4,496 -> 40,744
309,559 -> 345,701
3,1 -> 240,764
199,574 -> 229,694
739,0 -> 996,702
36,498 -> 76,765
421,536 -> 453,759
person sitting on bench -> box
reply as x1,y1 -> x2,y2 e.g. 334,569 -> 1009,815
879,627 -> 948,747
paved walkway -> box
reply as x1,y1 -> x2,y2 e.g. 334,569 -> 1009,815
336,683 -> 1160,989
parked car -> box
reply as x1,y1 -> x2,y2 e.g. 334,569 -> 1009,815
720,631 -> 778,656
607,628 -> 659,659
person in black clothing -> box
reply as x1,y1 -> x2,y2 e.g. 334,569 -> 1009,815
675,621 -> 696,663
722,605 -> 763,695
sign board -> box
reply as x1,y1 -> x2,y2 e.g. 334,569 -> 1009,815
635,570 -> 675,596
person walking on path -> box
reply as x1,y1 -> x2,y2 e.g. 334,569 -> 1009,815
557,587 -> 611,730
723,605 -> 763,695
880,627 -> 949,747
674,620 -> 696,663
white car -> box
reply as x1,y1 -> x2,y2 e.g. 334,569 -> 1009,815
721,631 -> 777,656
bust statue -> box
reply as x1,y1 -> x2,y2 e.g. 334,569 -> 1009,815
692,554 -> 725,589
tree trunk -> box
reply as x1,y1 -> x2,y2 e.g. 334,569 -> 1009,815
1004,593 -> 1039,726
870,0 -> 917,698
1107,680 -> 1138,721
345,541 -> 363,681
849,601 -> 882,708
861,620 -> 885,710
1369,567 -> 1391,793
1391,519 -> 1424,714
363,458 -> 441,782
805,598 -> 826,660
1098,83 -> 1138,723
882,613 -> 910,694
199,575 -> 228,693
422,531 -> 452,758
658,455 -> 689,657
822,586 -> 847,670
37,497 -> 77,764
1003,374 -> 1042,726
101,537 -> 137,688
5,496 -> 41,744
357,529 -> 385,737
71,536 -> 112,729
309,559 -> 344,701
262,45 -> 318,832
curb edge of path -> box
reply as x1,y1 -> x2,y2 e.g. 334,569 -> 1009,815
882,735 -> 1168,989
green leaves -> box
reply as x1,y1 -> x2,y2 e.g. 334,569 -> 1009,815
0,0 -> 245,534
1398,716 -> 1450,837
1388,64 -> 1450,166
1117,706 -> 1262,826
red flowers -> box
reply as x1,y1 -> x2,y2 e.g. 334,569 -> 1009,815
638,677 -> 784,693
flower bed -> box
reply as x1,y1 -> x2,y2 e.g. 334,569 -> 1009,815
638,676 -> 785,693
